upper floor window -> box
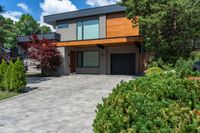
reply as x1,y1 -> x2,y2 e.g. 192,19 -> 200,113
57,23 -> 69,29
77,19 -> 99,40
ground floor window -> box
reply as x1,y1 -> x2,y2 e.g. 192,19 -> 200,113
77,51 -> 99,67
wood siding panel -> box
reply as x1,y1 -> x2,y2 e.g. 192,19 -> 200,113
106,13 -> 139,38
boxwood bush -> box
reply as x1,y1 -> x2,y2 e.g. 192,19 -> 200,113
93,74 -> 200,132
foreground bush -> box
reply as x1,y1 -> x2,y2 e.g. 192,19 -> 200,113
93,74 -> 200,132
0,59 -> 8,90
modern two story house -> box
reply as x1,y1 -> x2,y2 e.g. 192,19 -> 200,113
19,4 -> 146,75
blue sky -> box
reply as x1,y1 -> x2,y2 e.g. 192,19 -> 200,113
0,0 -> 119,22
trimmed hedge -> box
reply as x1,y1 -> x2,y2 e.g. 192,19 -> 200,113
1,59 -> 26,92
93,74 -> 200,132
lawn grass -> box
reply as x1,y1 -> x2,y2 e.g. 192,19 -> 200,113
0,91 -> 19,101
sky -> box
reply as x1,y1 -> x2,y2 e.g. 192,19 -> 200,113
0,0 -> 120,24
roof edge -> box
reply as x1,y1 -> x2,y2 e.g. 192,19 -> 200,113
43,4 -> 125,25
44,4 -> 121,18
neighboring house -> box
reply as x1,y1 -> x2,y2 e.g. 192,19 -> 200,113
18,4 -> 147,75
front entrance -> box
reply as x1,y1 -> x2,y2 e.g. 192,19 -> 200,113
111,53 -> 136,75
70,51 -> 76,73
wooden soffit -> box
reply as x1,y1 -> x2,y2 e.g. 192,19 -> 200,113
56,36 -> 143,47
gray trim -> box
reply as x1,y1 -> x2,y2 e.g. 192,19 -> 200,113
17,33 -> 61,43
44,4 -> 125,25
99,15 -> 106,38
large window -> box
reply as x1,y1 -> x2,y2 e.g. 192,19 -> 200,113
77,19 -> 99,40
77,51 -> 99,67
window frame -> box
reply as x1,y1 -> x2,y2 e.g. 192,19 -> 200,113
76,51 -> 100,68
57,23 -> 69,29
76,19 -> 100,40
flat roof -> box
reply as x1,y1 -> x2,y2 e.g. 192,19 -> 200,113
44,4 -> 125,25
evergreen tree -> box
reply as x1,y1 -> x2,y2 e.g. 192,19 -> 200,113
10,58 -> 26,92
3,61 -> 13,91
0,59 -> 8,90
120,0 -> 200,62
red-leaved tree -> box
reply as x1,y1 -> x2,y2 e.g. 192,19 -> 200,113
25,34 -> 61,74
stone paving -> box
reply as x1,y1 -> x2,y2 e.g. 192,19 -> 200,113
0,75 -> 134,133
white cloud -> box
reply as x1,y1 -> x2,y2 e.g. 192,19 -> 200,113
40,0 -> 77,19
39,0 -> 77,29
17,2 -> 30,13
2,11 -> 23,21
86,0 -> 120,7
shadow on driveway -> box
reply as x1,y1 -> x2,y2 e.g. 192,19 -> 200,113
27,76 -> 52,84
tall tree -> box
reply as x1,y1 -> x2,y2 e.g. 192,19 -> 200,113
120,0 -> 200,62
2,18 -> 17,49
15,14 -> 51,36
15,14 -> 40,36
39,25 -> 51,34
0,5 -> 5,46
0,16 -> 4,46
0,17 -> 18,49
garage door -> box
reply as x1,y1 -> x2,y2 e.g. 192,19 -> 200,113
111,53 -> 136,75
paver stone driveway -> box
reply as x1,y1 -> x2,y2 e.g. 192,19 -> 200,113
0,75 -> 133,133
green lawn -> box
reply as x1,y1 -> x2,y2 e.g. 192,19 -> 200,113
0,91 -> 19,101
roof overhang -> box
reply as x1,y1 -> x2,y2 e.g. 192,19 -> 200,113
56,36 -> 143,47
44,4 -> 125,25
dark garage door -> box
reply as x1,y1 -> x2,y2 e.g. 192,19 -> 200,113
111,53 -> 136,75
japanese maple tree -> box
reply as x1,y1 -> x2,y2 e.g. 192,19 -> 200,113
25,34 -> 61,73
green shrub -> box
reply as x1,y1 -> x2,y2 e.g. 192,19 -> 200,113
148,58 -> 172,71
175,57 -> 200,78
145,67 -> 164,76
149,57 -> 200,78
3,61 -> 14,91
10,58 -> 26,92
190,51 -> 200,60
0,59 -> 8,90
93,74 -> 200,132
